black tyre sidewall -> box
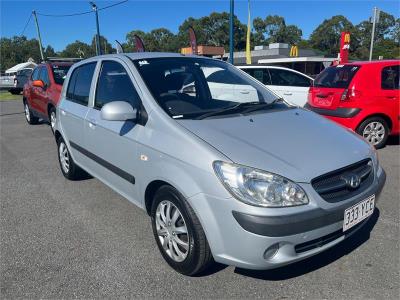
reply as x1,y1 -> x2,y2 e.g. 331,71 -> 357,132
49,107 -> 56,134
150,186 -> 208,276
357,117 -> 389,149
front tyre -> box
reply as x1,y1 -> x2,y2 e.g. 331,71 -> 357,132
56,136 -> 86,180
24,101 -> 38,125
151,186 -> 213,276
357,117 -> 389,149
49,106 -> 56,134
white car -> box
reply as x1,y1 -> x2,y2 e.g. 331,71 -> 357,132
238,66 -> 314,107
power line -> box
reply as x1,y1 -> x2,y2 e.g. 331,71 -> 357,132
36,0 -> 128,18
21,12 -> 33,36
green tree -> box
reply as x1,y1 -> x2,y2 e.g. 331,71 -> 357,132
0,36 -> 42,71
91,35 -> 114,54
60,40 -> 94,58
309,15 -> 356,56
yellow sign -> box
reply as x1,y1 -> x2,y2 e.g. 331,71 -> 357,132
344,33 -> 351,43
290,45 -> 298,57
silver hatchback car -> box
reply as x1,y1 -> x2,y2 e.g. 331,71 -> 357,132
55,53 -> 386,276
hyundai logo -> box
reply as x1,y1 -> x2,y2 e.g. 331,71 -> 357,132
342,173 -> 361,189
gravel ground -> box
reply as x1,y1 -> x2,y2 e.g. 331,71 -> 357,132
1,100 -> 399,299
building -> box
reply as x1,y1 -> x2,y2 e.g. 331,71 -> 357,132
181,45 -> 225,58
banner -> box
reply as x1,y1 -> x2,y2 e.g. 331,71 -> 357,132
246,0 -> 251,64
134,35 -> 145,52
290,45 -> 298,57
188,26 -> 197,55
339,32 -> 350,63
115,40 -> 123,54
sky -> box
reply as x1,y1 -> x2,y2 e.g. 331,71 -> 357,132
1,0 -> 399,51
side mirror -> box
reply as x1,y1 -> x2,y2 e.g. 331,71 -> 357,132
33,80 -> 44,88
101,101 -> 137,122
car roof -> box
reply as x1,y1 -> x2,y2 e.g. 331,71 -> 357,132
344,60 -> 400,66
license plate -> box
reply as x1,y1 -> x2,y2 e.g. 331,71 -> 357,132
343,195 -> 375,232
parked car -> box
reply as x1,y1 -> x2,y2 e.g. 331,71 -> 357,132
23,61 -> 73,132
55,53 -> 385,276
306,60 -> 399,148
8,68 -> 33,94
238,65 -> 314,106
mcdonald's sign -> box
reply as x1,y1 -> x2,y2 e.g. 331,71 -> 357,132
290,45 -> 298,57
339,32 -> 350,63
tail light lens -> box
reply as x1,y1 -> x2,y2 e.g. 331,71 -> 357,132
341,89 -> 362,101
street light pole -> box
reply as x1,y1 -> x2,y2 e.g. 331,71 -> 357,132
229,0 -> 234,64
369,7 -> 379,61
32,11 -> 45,61
90,2 -> 101,56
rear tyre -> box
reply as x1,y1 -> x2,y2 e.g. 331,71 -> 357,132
356,117 -> 389,149
56,136 -> 86,180
10,89 -> 21,95
151,186 -> 213,276
24,101 -> 39,125
49,106 -> 56,134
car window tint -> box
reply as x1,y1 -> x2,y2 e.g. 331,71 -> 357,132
242,68 -> 271,85
269,69 -> 311,87
381,65 -> 399,90
40,67 -> 50,86
52,65 -> 71,85
95,61 -> 141,109
314,65 -> 360,88
66,62 -> 96,105
31,68 -> 40,81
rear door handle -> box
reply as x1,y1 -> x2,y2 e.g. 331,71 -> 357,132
88,118 -> 97,129
386,96 -> 397,99
239,90 -> 250,94
60,109 -> 66,116
283,92 -> 292,96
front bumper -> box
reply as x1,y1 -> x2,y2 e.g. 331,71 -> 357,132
189,167 -> 386,270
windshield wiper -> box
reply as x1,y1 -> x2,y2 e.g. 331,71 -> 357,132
195,99 -> 284,120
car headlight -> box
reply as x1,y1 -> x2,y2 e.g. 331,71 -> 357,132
213,161 -> 309,207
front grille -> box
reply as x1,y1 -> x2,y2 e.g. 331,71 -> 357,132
312,159 -> 374,203
295,221 -> 363,254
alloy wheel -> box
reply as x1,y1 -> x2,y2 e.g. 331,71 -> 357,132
362,121 -> 385,146
24,103 -> 30,122
59,142 -> 70,173
155,200 -> 189,262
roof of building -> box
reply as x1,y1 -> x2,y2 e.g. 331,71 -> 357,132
5,62 -> 37,74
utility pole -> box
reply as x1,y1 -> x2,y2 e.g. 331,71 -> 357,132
90,2 -> 101,56
229,0 -> 234,64
32,11 -> 45,61
369,7 -> 379,61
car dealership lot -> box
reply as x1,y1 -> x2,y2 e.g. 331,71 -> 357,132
0,100 -> 399,299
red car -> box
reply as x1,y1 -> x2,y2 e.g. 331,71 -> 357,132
23,61 -> 73,132
306,60 -> 399,148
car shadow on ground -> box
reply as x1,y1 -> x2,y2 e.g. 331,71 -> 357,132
386,135 -> 399,146
233,209 -> 380,281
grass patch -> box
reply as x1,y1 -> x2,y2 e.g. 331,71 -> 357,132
0,91 -> 22,101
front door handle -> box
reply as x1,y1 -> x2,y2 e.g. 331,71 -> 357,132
283,92 -> 293,96
239,90 -> 250,94
88,118 -> 97,129
386,96 -> 397,99
60,109 -> 66,116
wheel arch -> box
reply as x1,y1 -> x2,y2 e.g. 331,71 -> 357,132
144,180 -> 173,215
357,113 -> 393,132
47,103 -> 55,118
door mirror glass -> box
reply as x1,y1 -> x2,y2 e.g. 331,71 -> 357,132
33,80 -> 45,88
100,101 -> 137,122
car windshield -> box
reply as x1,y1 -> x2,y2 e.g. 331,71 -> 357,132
132,57 -> 282,119
52,65 -> 72,85
314,65 -> 360,88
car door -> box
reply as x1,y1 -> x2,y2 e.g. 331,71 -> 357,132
379,65 -> 399,127
29,67 -> 42,112
266,68 -> 313,106
84,59 -> 143,205
59,62 -> 97,166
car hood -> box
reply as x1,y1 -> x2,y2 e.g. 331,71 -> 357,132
177,108 -> 373,183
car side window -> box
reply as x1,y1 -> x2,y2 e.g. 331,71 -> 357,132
381,65 -> 399,90
31,68 -> 40,81
268,69 -> 311,87
242,68 -> 271,85
95,61 -> 141,109
40,67 -> 50,86
66,63 -> 96,106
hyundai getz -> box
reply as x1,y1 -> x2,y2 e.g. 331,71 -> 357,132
55,53 -> 386,276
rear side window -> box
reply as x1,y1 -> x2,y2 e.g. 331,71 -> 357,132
31,68 -> 40,81
66,63 -> 96,106
95,61 -> 141,109
268,69 -> 311,87
314,65 -> 360,88
39,67 -> 50,86
381,65 -> 399,90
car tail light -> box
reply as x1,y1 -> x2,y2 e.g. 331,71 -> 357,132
340,89 -> 362,101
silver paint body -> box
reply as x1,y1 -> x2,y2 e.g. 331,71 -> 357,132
56,53 -> 383,270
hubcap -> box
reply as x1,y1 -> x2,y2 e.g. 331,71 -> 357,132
155,200 -> 189,262
59,142 -> 70,173
24,103 -> 30,122
50,111 -> 56,130
362,122 -> 385,146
